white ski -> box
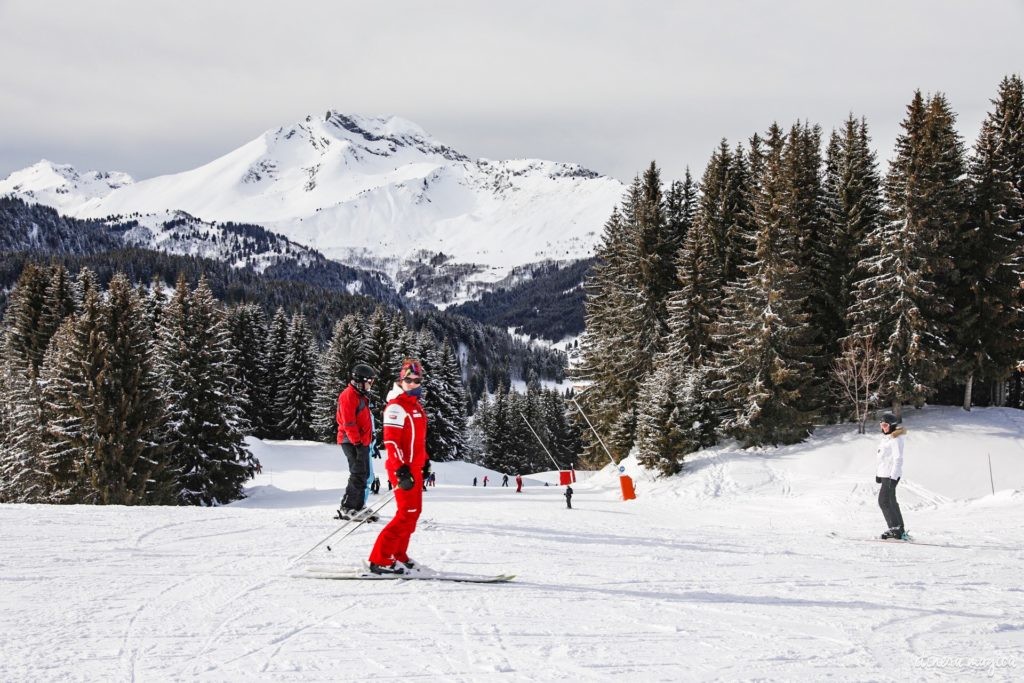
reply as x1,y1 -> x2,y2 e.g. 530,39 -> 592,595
299,565 -> 515,583
825,531 -> 964,549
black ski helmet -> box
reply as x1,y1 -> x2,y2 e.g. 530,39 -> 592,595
881,413 -> 899,431
351,363 -> 377,383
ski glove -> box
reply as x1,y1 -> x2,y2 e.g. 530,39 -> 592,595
396,464 -> 415,491
875,476 -> 882,484
422,460 -> 431,478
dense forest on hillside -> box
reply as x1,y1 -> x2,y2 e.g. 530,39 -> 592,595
451,259 -> 596,342
576,76 -> 1024,473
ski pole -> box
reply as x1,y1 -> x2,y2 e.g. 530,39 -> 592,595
325,497 -> 394,550
291,491 -> 395,565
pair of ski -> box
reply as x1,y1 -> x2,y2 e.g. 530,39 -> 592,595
300,564 -> 515,583
826,531 -> 960,548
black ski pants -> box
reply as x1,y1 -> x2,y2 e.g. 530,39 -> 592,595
878,477 -> 904,531
341,443 -> 370,510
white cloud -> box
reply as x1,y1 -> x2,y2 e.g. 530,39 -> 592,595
0,0 -> 1021,182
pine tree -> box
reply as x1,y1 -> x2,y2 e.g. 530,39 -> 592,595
158,275 -> 256,505
848,92 -> 968,412
713,123 -> 821,446
38,286 -> 108,503
52,274 -> 170,504
781,122 -> 829,413
276,313 -> 318,440
952,76 -> 1024,407
362,307 -> 406,388
824,116 -> 884,358
225,304 -> 270,436
313,314 -> 365,442
39,264 -> 77,357
263,307 -> 290,439
539,389 -> 581,469
664,168 -> 697,249
666,219 -> 722,367
3,262 -> 50,377
479,385 -> 518,473
424,341 -> 468,461
142,277 -> 167,335
0,357 -> 49,502
575,168 -> 666,464
636,364 -> 718,475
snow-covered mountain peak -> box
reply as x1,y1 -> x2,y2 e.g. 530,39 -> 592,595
262,110 -> 469,166
0,159 -> 134,213
2,112 -> 625,287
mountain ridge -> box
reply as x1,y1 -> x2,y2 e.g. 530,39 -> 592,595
0,111 -> 623,278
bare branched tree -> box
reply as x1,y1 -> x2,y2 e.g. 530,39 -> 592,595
832,335 -> 887,434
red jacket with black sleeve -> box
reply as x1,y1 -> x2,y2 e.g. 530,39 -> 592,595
381,384 -> 428,481
336,383 -> 372,446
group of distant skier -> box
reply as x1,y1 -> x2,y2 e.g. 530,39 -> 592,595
332,356 -> 910,575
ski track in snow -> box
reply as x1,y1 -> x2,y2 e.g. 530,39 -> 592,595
3,406 -> 1024,681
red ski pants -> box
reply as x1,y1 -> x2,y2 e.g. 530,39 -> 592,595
369,476 -> 422,565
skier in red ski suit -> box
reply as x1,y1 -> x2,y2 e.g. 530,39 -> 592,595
368,359 -> 430,574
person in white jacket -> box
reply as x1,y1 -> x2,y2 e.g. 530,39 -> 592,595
876,412 -> 907,539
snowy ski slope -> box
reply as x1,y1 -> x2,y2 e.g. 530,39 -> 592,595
2,406 -> 1023,681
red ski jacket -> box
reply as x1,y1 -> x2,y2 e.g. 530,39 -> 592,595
336,383 -> 373,446
382,384 -> 429,478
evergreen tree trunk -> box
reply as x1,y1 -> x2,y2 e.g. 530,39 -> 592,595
963,373 -> 974,412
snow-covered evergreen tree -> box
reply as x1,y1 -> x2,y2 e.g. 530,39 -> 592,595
0,358 -> 49,502
636,364 -> 718,475
39,264 -> 76,359
3,262 -> 50,377
263,307 -> 290,439
51,274 -> 170,504
847,91 -> 968,412
540,389 -> 582,469
362,307 -> 407,389
225,304 -> 269,436
37,286 -> 108,503
158,275 -> 256,505
313,314 -> 366,442
276,313 -> 318,440
478,386 -> 519,474
713,124 -> 821,446
575,168 -> 665,464
424,341 -> 468,461
952,76 -> 1024,407
823,116 -> 884,358
781,122 -> 830,413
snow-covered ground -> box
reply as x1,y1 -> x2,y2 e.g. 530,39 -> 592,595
3,406 -> 1024,681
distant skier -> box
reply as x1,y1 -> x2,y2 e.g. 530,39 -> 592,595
370,476 -> 380,495
336,363 -> 378,521
515,474 -> 523,493
368,359 -> 431,575
483,476 -> 489,487
502,474 -> 509,487
428,471 -> 436,487
876,413 -> 907,539
473,476 -> 477,487
564,485 -> 573,509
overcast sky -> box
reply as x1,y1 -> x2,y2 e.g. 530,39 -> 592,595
1,0 -> 1022,184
